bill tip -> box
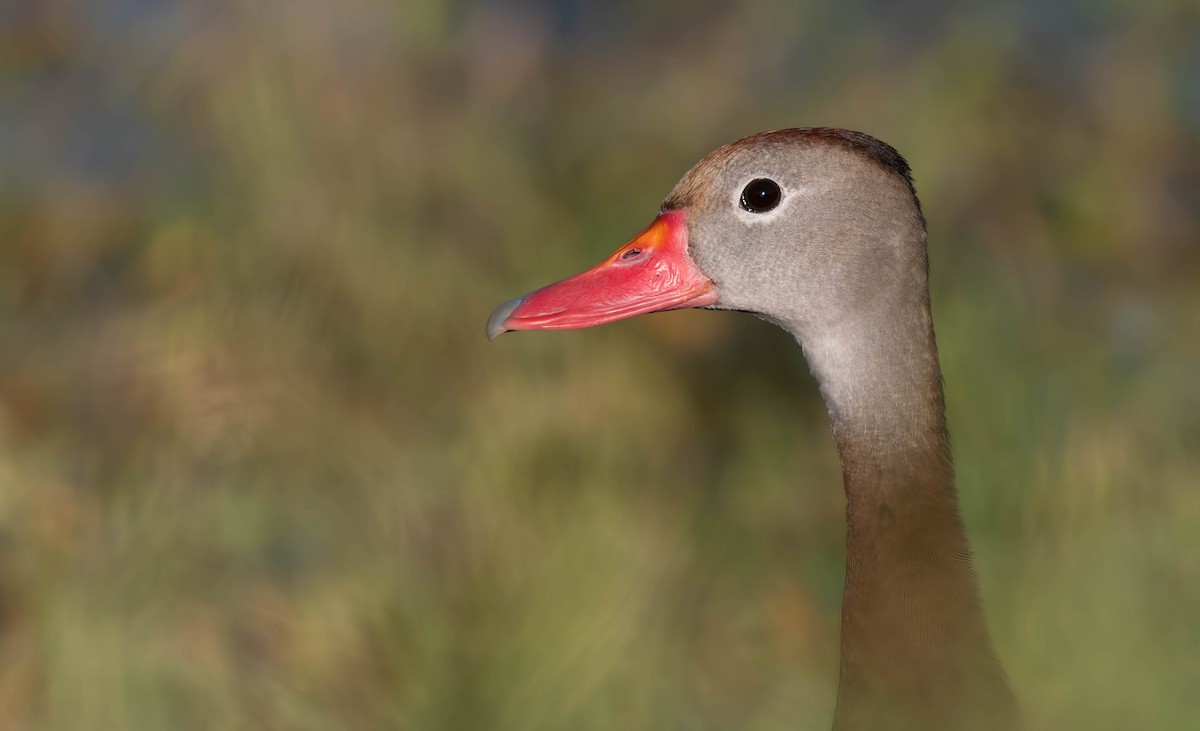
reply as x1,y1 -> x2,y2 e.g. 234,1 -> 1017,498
486,296 -> 524,340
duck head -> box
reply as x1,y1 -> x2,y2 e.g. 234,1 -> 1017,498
486,128 -> 926,348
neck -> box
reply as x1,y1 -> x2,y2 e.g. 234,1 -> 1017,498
793,293 -> 1017,730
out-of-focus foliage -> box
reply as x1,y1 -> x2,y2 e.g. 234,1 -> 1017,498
1,1 -> 1198,729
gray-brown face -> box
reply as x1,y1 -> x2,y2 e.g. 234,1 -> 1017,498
662,130 -> 928,341
487,129 -> 927,352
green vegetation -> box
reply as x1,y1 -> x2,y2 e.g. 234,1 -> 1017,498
1,2 -> 1197,729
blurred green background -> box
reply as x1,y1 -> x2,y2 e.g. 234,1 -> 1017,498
2,1 -> 1199,729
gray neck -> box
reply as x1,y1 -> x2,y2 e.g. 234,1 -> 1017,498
782,263 -> 1017,730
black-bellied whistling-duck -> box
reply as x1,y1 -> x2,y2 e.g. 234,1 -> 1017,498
487,128 -> 1018,730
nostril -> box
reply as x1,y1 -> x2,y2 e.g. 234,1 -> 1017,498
621,248 -> 642,261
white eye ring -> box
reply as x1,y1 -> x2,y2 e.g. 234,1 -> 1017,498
740,178 -> 782,213
733,174 -> 793,224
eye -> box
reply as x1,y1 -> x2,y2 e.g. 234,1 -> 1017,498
739,178 -> 782,213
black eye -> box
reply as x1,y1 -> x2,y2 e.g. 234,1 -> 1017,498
740,178 -> 782,213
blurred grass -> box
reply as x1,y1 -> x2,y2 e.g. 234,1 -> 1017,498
1,1 -> 1198,729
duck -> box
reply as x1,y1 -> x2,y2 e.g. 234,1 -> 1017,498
487,128 -> 1018,730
